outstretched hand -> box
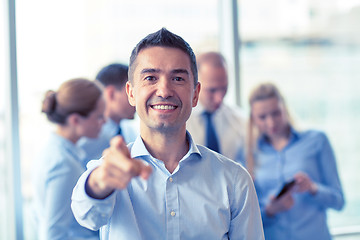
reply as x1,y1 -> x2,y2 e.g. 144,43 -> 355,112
86,136 -> 153,199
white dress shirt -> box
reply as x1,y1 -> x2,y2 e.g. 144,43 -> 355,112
186,103 -> 247,165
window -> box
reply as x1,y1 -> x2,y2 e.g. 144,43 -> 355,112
2,0 -> 23,239
238,0 -> 360,236
0,10 -> 10,237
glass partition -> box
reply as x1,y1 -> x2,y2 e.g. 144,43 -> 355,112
0,11 -> 10,238
1,0 -> 22,239
238,0 -> 360,236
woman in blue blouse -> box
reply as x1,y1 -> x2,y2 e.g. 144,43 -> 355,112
246,82 -> 345,240
32,78 -> 105,240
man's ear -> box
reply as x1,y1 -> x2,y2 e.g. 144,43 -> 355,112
105,85 -> 116,101
192,82 -> 201,107
126,81 -> 136,106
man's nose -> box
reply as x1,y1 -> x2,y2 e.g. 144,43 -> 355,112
213,91 -> 225,105
156,78 -> 173,98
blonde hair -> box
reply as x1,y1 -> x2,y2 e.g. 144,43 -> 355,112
41,78 -> 102,125
246,82 -> 293,178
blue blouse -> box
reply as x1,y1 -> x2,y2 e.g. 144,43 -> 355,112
254,128 -> 345,240
32,133 -> 99,240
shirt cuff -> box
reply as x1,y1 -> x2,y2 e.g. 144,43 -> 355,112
71,159 -> 117,229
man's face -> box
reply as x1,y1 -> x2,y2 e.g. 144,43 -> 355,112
104,84 -> 136,123
126,46 -> 200,133
112,86 -> 136,120
198,63 -> 228,113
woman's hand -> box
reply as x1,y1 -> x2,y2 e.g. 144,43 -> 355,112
293,172 -> 318,195
265,192 -> 294,217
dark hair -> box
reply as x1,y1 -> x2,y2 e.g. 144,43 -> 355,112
128,28 -> 198,85
96,63 -> 129,89
41,78 -> 103,124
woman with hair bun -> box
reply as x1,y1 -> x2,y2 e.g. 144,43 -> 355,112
246,82 -> 345,240
32,78 -> 105,240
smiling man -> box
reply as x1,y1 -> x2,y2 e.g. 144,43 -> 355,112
71,28 -> 264,240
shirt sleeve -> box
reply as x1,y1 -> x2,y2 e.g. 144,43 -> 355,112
228,168 -> 265,240
308,133 -> 345,210
71,159 -> 117,231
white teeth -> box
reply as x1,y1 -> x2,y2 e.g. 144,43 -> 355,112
153,105 -> 175,110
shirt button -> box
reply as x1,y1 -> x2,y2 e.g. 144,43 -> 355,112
169,177 -> 173,182
170,211 -> 176,217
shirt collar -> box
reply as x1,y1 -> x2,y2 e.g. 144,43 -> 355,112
289,127 -> 301,142
258,126 -> 300,147
130,131 -> 201,161
192,104 -> 206,116
192,103 -> 224,117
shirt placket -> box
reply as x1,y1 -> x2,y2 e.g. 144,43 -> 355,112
165,175 -> 179,240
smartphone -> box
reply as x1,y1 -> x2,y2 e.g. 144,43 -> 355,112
275,179 -> 296,199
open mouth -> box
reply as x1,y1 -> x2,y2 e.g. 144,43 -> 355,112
151,104 -> 177,110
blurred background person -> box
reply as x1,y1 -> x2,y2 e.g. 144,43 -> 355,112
32,78 -> 105,240
187,51 -> 246,165
246,82 -> 345,240
77,63 -> 137,166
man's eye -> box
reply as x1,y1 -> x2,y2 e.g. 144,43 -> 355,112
173,77 -> 184,81
208,88 -> 217,94
145,76 -> 156,81
259,115 -> 266,120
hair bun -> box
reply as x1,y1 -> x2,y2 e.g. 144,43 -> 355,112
41,90 -> 57,114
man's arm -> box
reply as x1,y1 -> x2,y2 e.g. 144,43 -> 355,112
71,136 -> 152,230
229,169 -> 265,240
